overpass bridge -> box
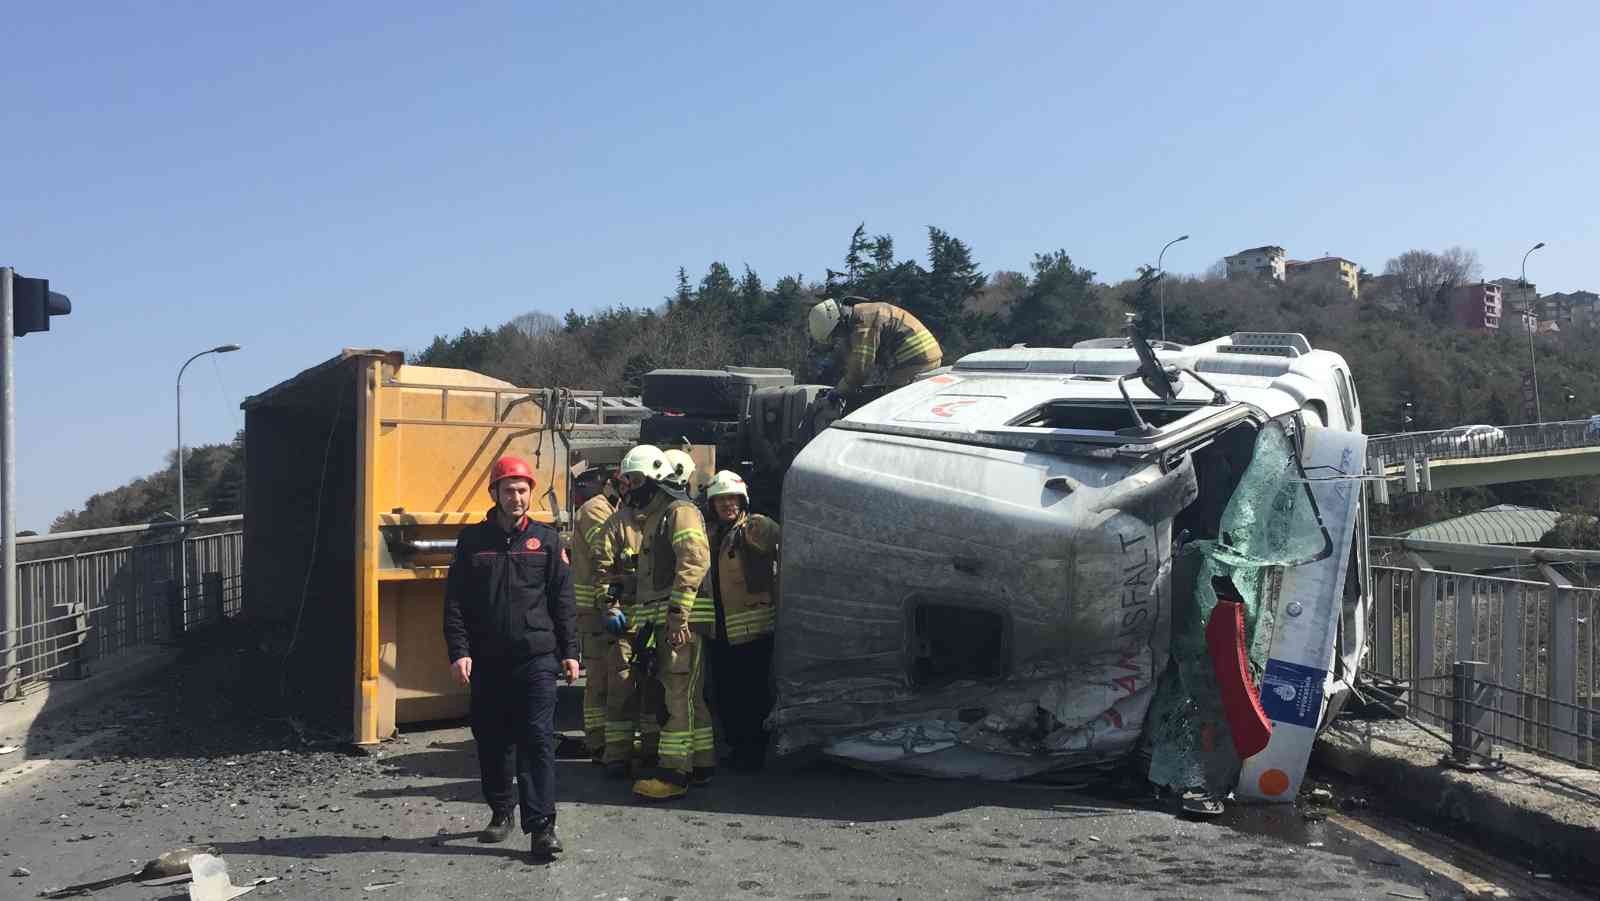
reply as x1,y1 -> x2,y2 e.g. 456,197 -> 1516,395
1367,418 -> 1600,501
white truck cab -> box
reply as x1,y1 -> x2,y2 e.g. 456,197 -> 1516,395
771,333 -> 1369,799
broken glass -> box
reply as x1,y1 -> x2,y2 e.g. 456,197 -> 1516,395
1148,420 -> 1332,794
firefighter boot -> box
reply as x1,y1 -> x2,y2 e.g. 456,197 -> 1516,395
479,809 -> 514,843
529,818 -> 563,860
632,774 -> 688,801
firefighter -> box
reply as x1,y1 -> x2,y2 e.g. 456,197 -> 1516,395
569,462 -> 621,761
593,447 -> 656,778
808,296 -> 942,402
703,470 -> 781,771
662,448 -> 717,638
442,455 -> 579,860
627,446 -> 714,801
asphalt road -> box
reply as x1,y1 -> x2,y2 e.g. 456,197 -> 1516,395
5,713 -> 1588,901
0,648 -> 1588,901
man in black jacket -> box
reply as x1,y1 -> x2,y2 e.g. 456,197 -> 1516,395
443,455 -> 580,861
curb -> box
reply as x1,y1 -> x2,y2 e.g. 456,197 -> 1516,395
1313,719 -> 1600,883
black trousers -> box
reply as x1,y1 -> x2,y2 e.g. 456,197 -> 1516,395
469,658 -> 558,829
708,635 -> 774,764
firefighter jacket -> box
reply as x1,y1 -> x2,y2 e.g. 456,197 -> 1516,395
711,512 -> 780,645
633,490 -> 710,631
570,493 -> 615,614
592,501 -> 647,609
837,301 -> 942,393
443,510 -> 577,666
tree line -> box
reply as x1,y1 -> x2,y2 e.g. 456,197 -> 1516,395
50,434 -> 244,533
52,226 -> 1600,538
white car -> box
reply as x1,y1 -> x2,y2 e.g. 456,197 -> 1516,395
1429,424 -> 1506,452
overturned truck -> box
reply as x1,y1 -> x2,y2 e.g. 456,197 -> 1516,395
771,332 -> 1370,801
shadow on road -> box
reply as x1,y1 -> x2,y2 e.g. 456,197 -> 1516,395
211,830 -> 542,866
359,739 -> 1155,826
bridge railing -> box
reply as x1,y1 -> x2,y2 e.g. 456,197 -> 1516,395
1368,417 -> 1600,467
1,517 -> 243,699
1364,543 -> 1598,769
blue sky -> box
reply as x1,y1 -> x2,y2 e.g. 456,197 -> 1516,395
4,2 -> 1597,531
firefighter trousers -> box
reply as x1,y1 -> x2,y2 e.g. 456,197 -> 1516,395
709,635 -> 774,768
655,632 -> 715,782
602,632 -> 661,766
579,627 -> 614,755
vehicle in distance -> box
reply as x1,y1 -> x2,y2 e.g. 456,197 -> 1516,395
1428,424 -> 1506,452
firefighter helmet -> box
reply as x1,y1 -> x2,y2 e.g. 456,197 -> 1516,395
808,298 -> 845,343
619,444 -> 667,481
489,455 -> 536,489
705,470 -> 748,502
660,449 -> 696,493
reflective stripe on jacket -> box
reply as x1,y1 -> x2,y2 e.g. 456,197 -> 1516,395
636,492 -> 710,628
593,501 -> 647,610
712,512 -> 780,645
570,494 -> 615,613
838,301 -> 942,393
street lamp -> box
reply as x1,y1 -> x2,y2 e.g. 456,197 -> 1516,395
1522,242 -> 1545,422
177,344 -> 241,521
1402,401 -> 1414,431
1157,234 -> 1189,343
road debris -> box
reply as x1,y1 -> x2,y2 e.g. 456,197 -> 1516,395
363,881 -> 402,891
1307,788 -> 1335,805
39,846 -> 218,898
187,854 -> 276,901
0,744 -> 20,754
11,866 -> 31,877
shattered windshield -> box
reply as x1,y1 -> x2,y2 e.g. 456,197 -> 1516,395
1148,420 -> 1332,795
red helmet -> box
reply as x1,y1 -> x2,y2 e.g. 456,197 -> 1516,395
489,456 -> 536,489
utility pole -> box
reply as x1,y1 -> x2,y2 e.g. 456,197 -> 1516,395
1523,242 -> 1546,423
1,268 -> 71,697
1,267 -> 14,698
1157,234 -> 1189,343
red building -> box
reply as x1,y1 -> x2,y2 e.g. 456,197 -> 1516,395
1449,281 -> 1502,332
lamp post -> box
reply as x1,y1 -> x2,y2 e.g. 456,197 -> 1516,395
1522,242 -> 1545,422
1157,234 -> 1189,343
177,344 -> 241,521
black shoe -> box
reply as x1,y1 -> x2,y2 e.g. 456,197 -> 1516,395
479,809 -> 514,843
529,820 -> 563,859
604,761 -> 629,780
691,766 -> 715,786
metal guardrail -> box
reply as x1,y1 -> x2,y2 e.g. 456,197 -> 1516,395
1364,555 -> 1598,769
1,520 -> 243,697
1368,417 -> 1600,467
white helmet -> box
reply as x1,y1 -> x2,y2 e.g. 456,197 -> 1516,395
660,449 -> 696,493
619,444 -> 667,481
705,470 -> 748,502
808,298 -> 845,343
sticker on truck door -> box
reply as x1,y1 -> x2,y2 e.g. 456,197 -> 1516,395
894,394 -> 1003,425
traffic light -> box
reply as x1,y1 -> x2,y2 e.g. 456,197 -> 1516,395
11,274 -> 71,337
